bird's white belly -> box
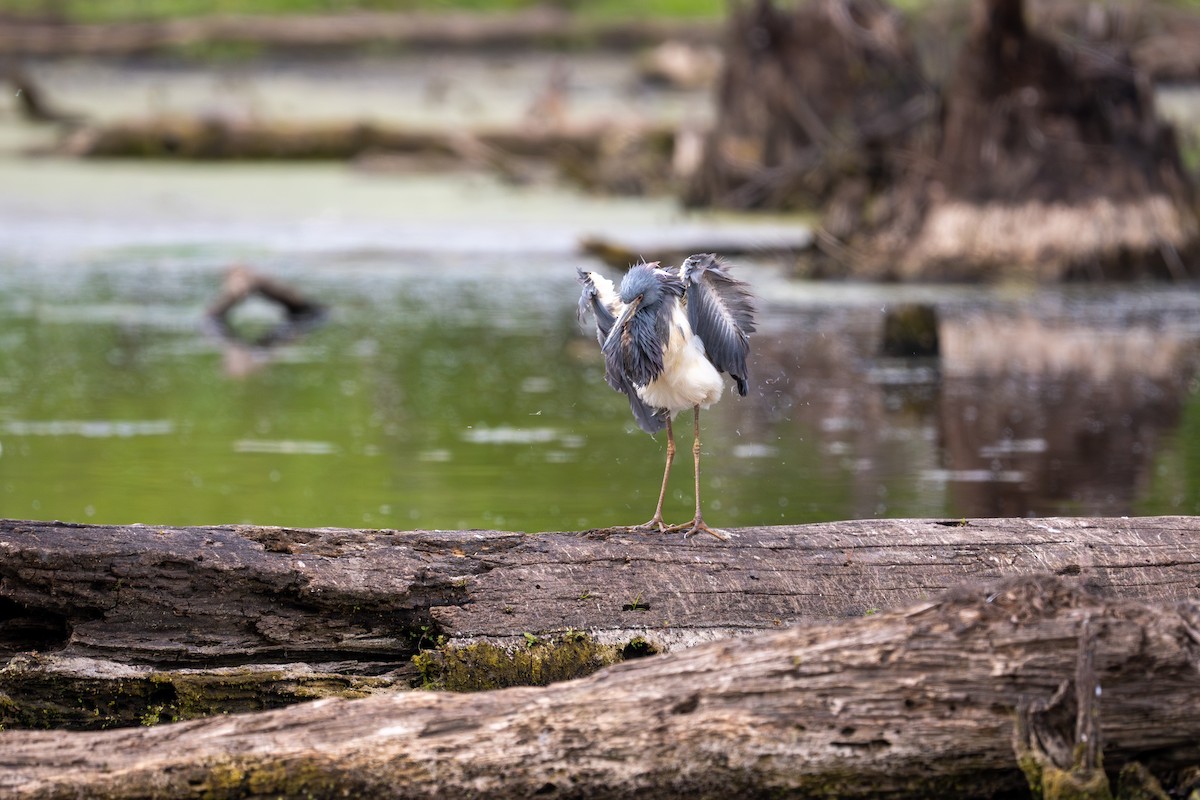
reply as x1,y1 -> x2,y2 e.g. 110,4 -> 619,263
637,313 -> 724,414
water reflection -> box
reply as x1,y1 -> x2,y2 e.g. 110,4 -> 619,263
938,309 -> 1200,517
204,264 -> 329,379
0,254 -> 1197,529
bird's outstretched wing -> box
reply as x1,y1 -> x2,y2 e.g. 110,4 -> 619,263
681,254 -> 757,396
578,267 -> 669,434
576,268 -> 620,346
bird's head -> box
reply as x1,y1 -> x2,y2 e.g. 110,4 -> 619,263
619,262 -> 681,306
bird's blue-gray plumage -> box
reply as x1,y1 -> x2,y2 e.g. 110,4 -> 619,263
577,267 -> 669,433
604,265 -> 685,389
576,255 -> 754,435
681,254 -> 757,396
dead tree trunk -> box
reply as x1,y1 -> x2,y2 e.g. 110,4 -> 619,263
2,574 -> 1199,799
682,0 -> 933,217
2,516 -> 1200,730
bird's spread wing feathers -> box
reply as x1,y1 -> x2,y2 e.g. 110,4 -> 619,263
576,269 -> 620,346
578,266 -> 670,434
681,254 -> 757,396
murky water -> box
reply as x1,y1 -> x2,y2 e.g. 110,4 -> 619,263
1,244 -> 1198,531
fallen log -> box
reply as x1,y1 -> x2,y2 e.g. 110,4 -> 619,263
578,225 -> 814,268
59,116 -> 675,162
2,574 -> 1199,799
0,11 -> 719,57
2,517 -> 1199,730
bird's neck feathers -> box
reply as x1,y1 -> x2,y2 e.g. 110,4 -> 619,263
619,265 -> 684,306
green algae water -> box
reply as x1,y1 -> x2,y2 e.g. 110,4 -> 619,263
2,58 -> 1199,530
1,244 -> 1198,531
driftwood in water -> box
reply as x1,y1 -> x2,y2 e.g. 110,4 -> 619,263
58,115 -> 678,192
0,11 -> 718,57
2,574 -> 1200,799
578,226 -> 813,268
2,516 -> 1200,730
62,116 -> 672,160
206,264 -> 325,323
202,265 -> 328,377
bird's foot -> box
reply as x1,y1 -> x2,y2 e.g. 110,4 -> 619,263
676,517 -> 732,541
629,516 -> 676,533
600,517 -> 673,534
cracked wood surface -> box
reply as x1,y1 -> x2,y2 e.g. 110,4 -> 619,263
2,516 -> 1199,728
2,575 -> 1199,799
2,516 -> 1199,664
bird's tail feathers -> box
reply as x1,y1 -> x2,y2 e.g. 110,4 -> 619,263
628,393 -> 668,434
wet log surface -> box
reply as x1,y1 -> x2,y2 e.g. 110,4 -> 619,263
2,516 -> 1200,730
2,573 -> 1199,799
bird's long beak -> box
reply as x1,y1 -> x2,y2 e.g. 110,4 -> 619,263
603,295 -> 640,350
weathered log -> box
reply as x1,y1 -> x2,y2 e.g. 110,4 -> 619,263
578,225 -> 813,268
59,116 -> 676,162
2,574 -> 1199,799
0,11 -> 719,57
206,265 -> 325,323
2,517 -> 1200,730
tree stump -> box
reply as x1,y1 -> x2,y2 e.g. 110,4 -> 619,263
686,0 -> 1200,281
887,0 -> 1200,280
682,0 -> 933,218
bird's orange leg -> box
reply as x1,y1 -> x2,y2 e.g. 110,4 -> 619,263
678,405 -> 729,540
631,417 -> 675,532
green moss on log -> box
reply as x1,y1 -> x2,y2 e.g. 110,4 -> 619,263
412,632 -> 651,691
198,758 -> 343,800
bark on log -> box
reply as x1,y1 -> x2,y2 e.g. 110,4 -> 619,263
0,11 -> 718,57
2,574 -> 1199,799
2,516 -> 1200,730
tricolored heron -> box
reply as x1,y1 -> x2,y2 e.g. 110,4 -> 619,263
578,253 -> 756,539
